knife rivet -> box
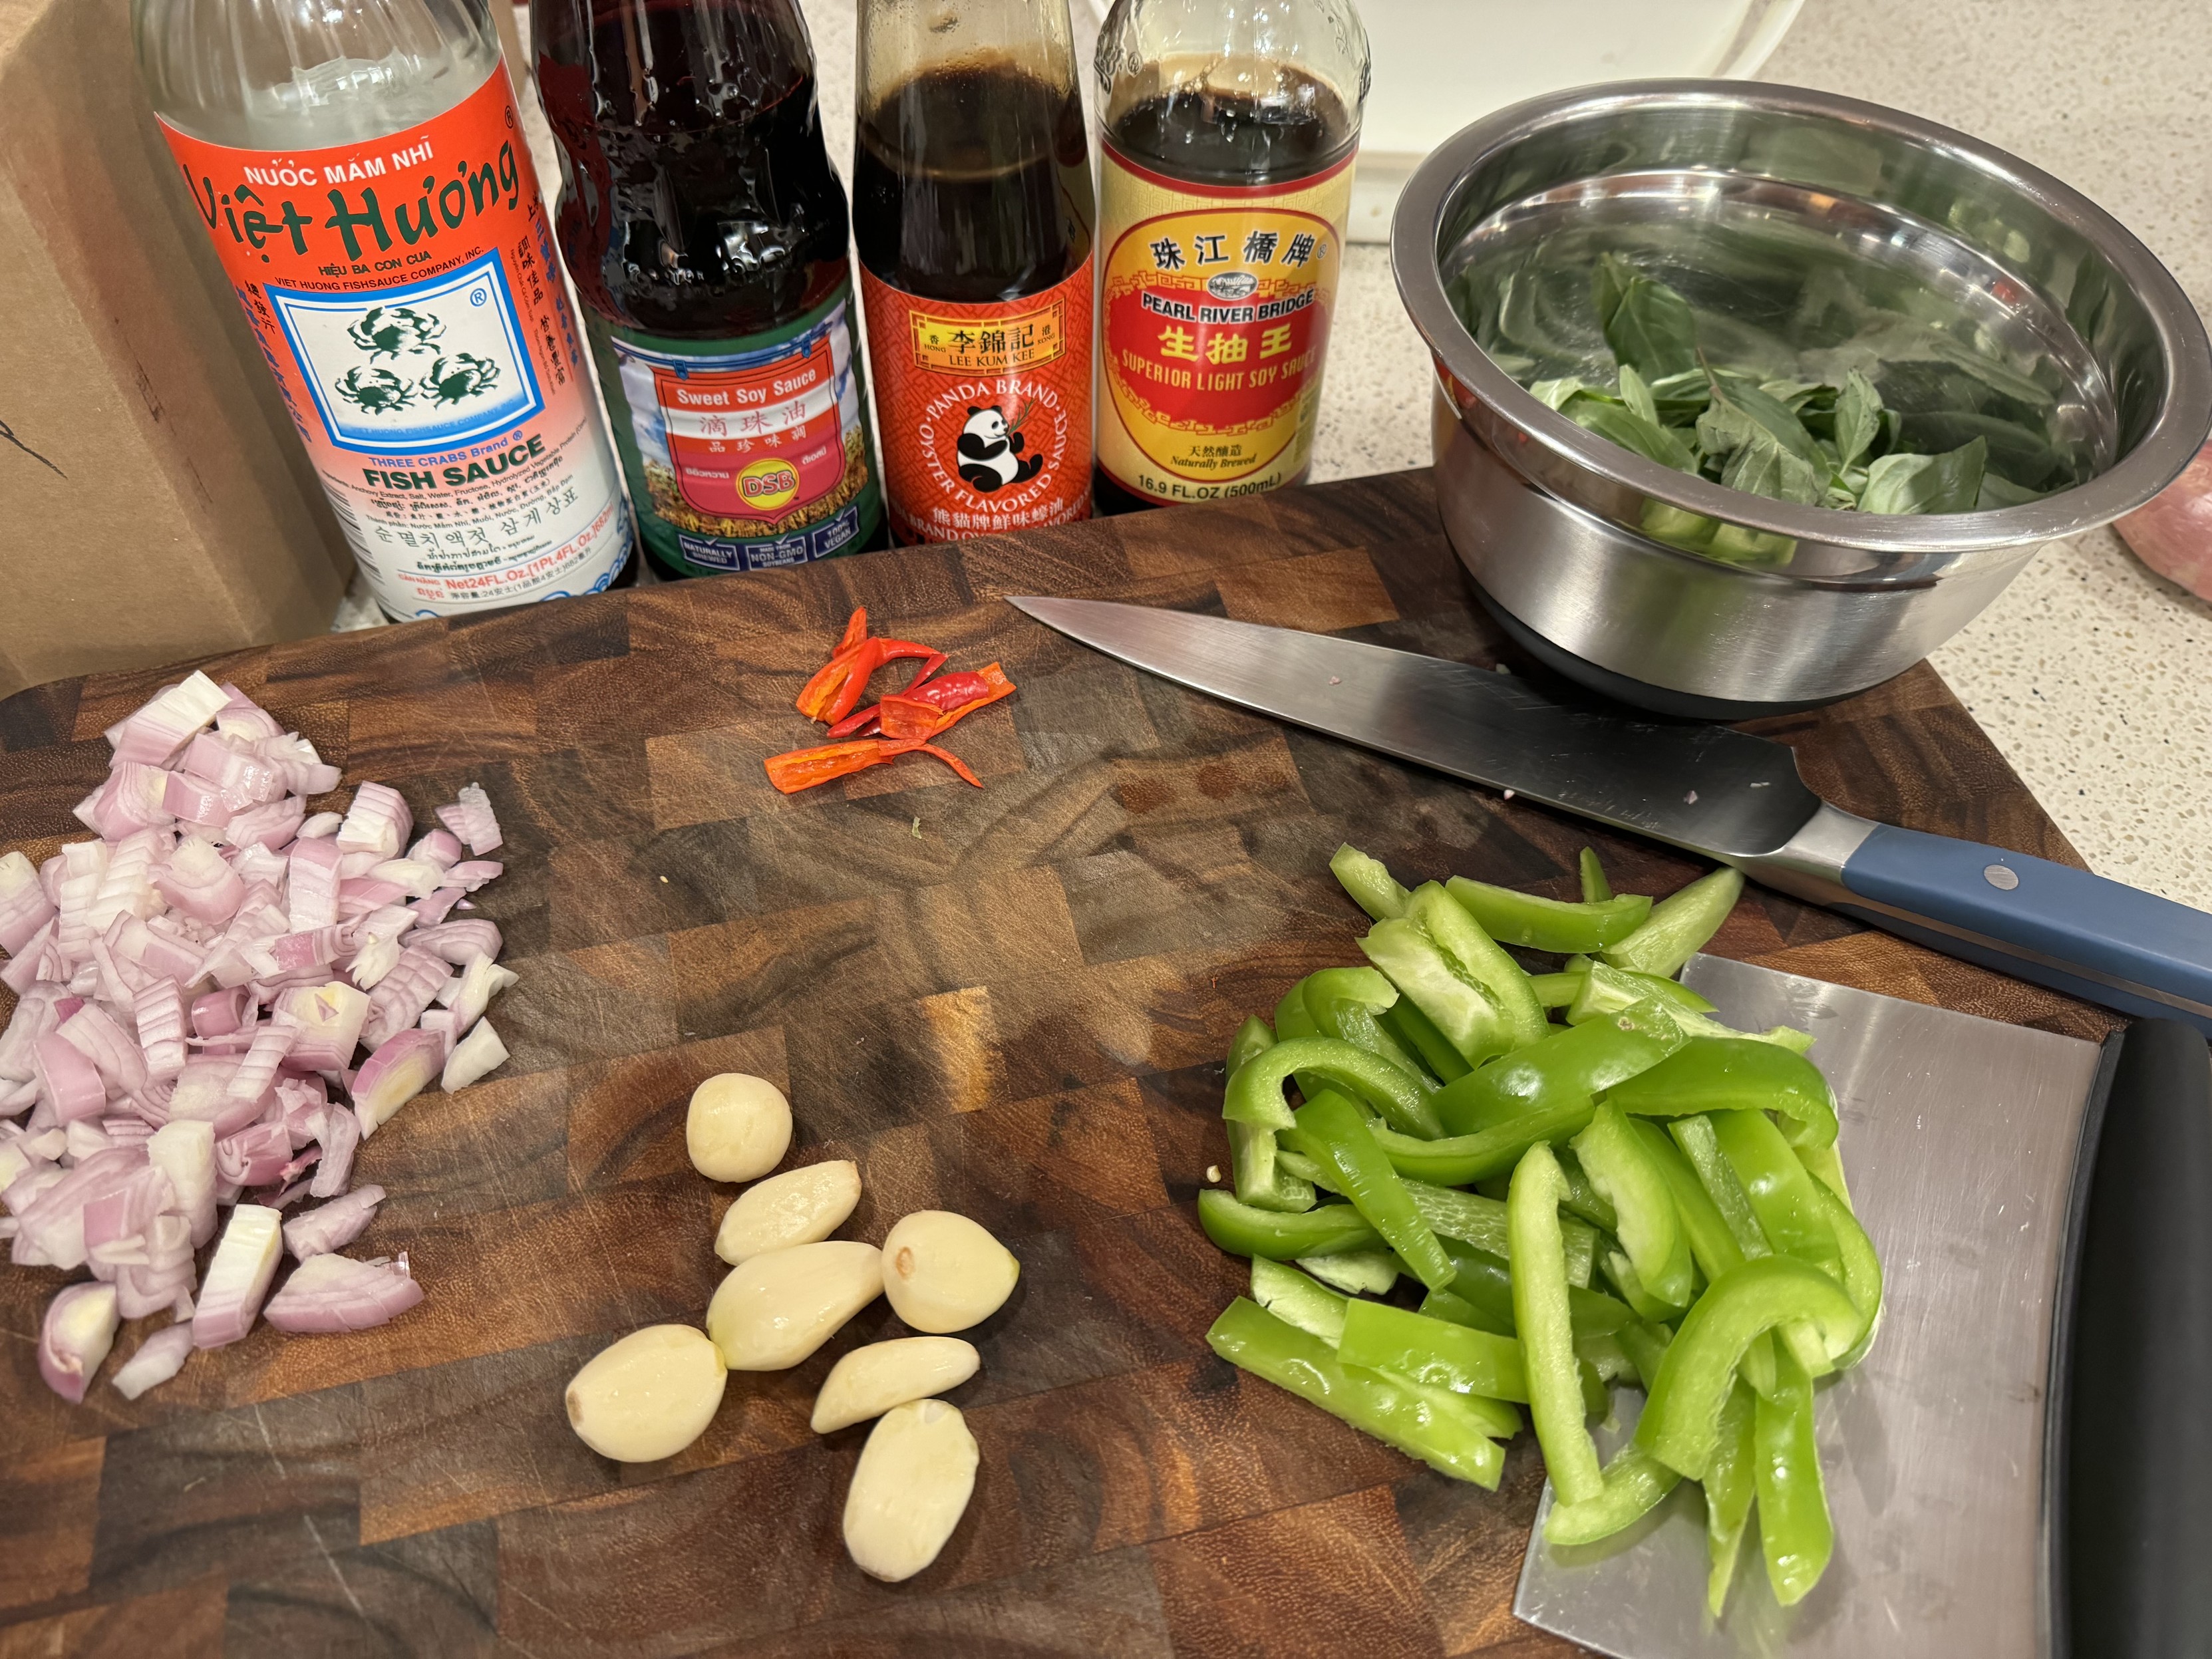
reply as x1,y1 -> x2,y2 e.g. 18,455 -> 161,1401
1983,864 -> 2020,891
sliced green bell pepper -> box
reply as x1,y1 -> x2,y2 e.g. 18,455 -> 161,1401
1225,1015 -> 1315,1213
1422,1284 -> 1515,1338
1708,1109 -> 1844,1273
1228,1015 -> 1277,1074
1381,997 -> 1472,1082
1295,1249 -> 1399,1296
1509,1142 -> 1605,1505
1289,1091 -> 1458,1292
1572,1102 -> 1696,1309
1198,1189 -> 1379,1260
1603,1248 -> 1690,1324
1702,1380 -> 1759,1616
1408,881 -> 1549,1052
1372,1098 -> 1597,1188
1444,873 -> 1653,953
1578,846 -> 1613,903
1575,1330 -> 1639,1387
1553,1147 -> 1619,1232
1754,1344 -> 1833,1606
1543,1443 -> 1684,1546
1607,1038 -> 1840,1149
1666,1113 -> 1772,1260
1301,967 -> 1435,1084
1331,843 -> 1409,922
1601,865 -> 1744,978
1803,1170 -> 1883,1370
1273,980 -> 1321,1043
1249,1257 -> 1347,1344
1635,1257 -> 1863,1478
1337,1297 -> 1529,1403
1436,1012 -> 1676,1137
1207,1296 -> 1504,1488
1617,1314 -> 1673,1392
1531,971 -> 1587,1010
1795,1137 -> 1853,1209
1565,958 -> 1718,1020
1225,1037 -> 1441,1137
1360,916 -> 1512,1068
1630,1116 -> 1746,1284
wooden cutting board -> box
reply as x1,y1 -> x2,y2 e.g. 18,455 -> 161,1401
0,470 -> 2116,1658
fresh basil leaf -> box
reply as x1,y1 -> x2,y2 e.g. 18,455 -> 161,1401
1706,372 -> 1825,468
1975,470 -> 2046,510
1591,253 -> 1637,333
1528,377 -> 1595,411
1600,271 -> 1700,380
1639,500 -> 1720,551
1616,363 -> 1662,428
1758,378 -> 1828,411
1860,437 -> 1988,515
1720,430 -> 1823,506
1705,523 -> 1798,567
1563,392 -> 1700,473
1833,369 -> 1883,472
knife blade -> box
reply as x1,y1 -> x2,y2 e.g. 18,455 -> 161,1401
1007,596 -> 2212,1030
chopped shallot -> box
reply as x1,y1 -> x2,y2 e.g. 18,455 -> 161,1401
297,812 -> 344,839
148,1120 -> 217,1247
41,1281 -> 121,1403
192,1203 -> 283,1348
263,1251 -> 422,1332
435,783 -> 502,854
442,1020 -> 508,1093
0,850 -> 57,954
336,782 -> 412,859
353,1031 -> 444,1135
283,1184 -> 385,1259
112,1320 -> 197,1400
409,920 -> 502,965
410,829 -> 463,870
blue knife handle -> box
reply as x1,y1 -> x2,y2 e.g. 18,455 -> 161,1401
1833,823 -> 2212,1031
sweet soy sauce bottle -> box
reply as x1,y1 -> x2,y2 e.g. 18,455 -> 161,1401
533,0 -> 887,576
854,0 -> 1097,543
1092,0 -> 1370,514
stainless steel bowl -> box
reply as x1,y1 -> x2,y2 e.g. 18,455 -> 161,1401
1392,80 -> 2212,715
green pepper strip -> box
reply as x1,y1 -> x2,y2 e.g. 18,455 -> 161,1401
1198,1189 -> 1378,1260
1249,1258 -> 1348,1344
1573,1103 -> 1695,1309
1224,1038 -> 1441,1137
1803,1171 -> 1883,1370
1446,874 -> 1652,954
1380,998 -> 1472,1082
1531,971 -> 1585,1010
1360,916 -> 1511,1068
1617,1316 -> 1672,1391
1338,1297 -> 1529,1404
1702,1380 -> 1759,1616
1409,882 -> 1549,1052
1601,865 -> 1744,978
1372,1098 -> 1597,1187
1575,1331 -> 1638,1388
1579,847 -> 1613,904
1603,1248 -> 1688,1324
1630,1116 -> 1746,1283
1553,1147 -> 1619,1232
1207,1297 -> 1505,1489
1794,1137 -> 1853,1209
1607,1038 -> 1839,1149
1295,1249 -> 1399,1296
1436,1011 -> 1677,1137
1708,1110 -> 1845,1277
1422,1286 -> 1515,1338
1509,1143 -> 1605,1505
1303,968 -> 1435,1086
1331,843 -> 1409,922
1754,1344 -> 1834,1606
1225,1016 -> 1316,1213
1565,958 -> 1718,1019
1543,1443 -> 1684,1547
1635,1257 -> 1862,1479
1666,1114 -> 1772,1259
1289,1092 -> 1457,1292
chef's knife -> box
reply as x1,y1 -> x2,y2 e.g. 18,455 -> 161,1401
1007,597 -> 2212,1032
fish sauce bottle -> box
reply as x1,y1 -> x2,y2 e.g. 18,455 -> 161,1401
1091,0 -> 1369,514
533,0 -> 885,575
853,0 -> 1097,543
133,0 -> 638,618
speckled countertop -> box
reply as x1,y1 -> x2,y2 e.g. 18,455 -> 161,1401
367,1 -> 2209,906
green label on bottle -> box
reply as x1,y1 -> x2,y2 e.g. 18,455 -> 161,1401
588,286 -> 883,573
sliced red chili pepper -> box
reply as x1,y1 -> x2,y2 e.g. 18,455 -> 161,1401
794,637 -> 943,724
824,704 -> 885,740
762,736 -> 984,794
877,664 -> 1018,741
836,607 -> 869,653
913,742 -> 982,787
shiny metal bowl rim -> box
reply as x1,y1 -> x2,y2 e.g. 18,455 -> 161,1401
1392,78 -> 2212,559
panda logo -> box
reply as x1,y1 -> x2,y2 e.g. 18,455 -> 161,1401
955,402 -> 1046,494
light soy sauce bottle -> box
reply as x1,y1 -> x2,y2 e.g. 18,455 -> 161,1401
1090,0 -> 1370,515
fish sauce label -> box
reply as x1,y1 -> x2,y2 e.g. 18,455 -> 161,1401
1094,146 -> 1352,503
157,65 -> 633,616
860,258 -> 1094,542
588,288 -> 883,573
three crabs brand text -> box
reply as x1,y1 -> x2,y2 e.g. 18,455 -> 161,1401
362,433 -> 547,490
178,137 -> 525,275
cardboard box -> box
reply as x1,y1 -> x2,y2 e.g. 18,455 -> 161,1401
0,0 -> 353,702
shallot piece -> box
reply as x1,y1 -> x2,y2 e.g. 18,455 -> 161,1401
59,1003 -> 148,1097
353,1031 -> 444,1136
309,1102 -> 360,1198
336,782 -> 412,860
110,671 -> 228,767
110,1320 -> 196,1400
287,835 -> 343,931
297,812 -> 345,839
214,684 -> 283,742
436,784 -> 503,855
263,1251 -> 423,1332
40,1281 -> 122,1402
410,829 -> 464,870
34,1034 -> 107,1125
363,946 -> 454,1048
283,1184 -> 386,1259
157,835 -> 245,927
192,1203 -> 283,1348
0,983 -> 68,1082
368,858 -> 442,899
441,860 -> 503,892
278,980 -> 370,1073
2116,438 -> 2212,599
149,1119 -> 218,1247
441,1020 -> 508,1093
409,920 -> 501,966
0,849 -> 57,954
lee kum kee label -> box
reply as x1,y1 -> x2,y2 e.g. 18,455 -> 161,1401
1094,146 -> 1352,504
860,257 -> 1094,543
156,64 -> 631,615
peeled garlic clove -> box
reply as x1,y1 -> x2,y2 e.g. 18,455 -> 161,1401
811,1336 -> 979,1433
881,1210 -> 1019,1334
565,1324 -> 727,1463
707,1239 -> 883,1371
842,1398 -> 978,1582
716,1159 -> 862,1265
686,1072 -> 792,1183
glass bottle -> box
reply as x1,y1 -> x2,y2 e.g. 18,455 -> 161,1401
133,0 -> 637,617
1090,0 -> 1370,514
852,0 -> 1096,543
532,0 -> 886,576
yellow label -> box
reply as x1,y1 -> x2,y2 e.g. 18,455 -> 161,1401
908,296 -> 1070,375
1094,144 -> 1354,504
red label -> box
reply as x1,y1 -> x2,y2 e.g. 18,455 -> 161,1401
645,331 -> 847,520
860,258 -> 1094,542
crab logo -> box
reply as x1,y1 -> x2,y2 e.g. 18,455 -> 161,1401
332,365 -> 414,414
419,354 -> 502,406
345,305 -> 444,361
